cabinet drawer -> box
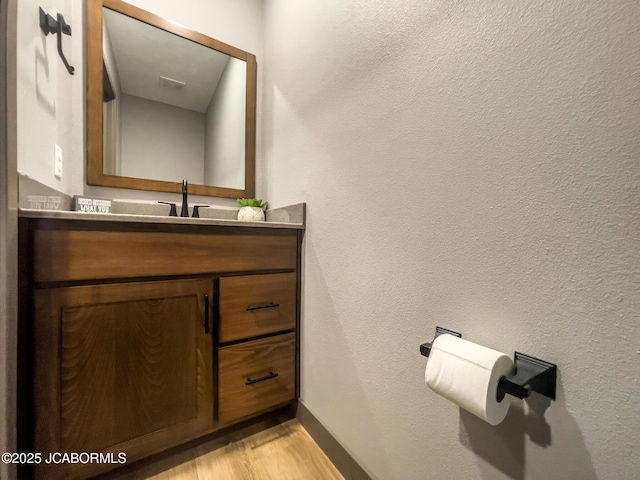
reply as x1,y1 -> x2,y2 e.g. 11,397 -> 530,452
219,273 -> 296,343
218,333 -> 295,423
33,228 -> 297,283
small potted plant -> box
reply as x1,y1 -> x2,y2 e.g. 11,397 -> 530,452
237,198 -> 268,222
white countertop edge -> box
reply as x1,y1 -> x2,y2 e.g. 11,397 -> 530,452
18,209 -> 305,230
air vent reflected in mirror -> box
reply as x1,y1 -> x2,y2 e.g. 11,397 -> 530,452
159,75 -> 186,90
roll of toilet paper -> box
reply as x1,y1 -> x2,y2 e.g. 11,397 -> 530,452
425,334 -> 514,425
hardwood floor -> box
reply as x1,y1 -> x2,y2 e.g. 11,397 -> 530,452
108,419 -> 343,480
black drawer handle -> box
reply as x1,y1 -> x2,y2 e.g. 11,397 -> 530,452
246,372 -> 279,385
246,302 -> 280,311
204,294 -> 210,334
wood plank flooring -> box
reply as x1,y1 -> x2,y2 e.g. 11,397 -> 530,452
109,419 -> 343,480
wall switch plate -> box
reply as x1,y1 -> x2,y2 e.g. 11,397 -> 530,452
54,144 -> 63,179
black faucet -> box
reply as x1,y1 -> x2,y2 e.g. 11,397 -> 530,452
180,179 -> 189,217
158,179 -> 209,217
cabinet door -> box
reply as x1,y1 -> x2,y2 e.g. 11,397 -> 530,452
33,279 -> 214,478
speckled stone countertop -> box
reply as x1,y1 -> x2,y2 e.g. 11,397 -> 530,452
19,203 -> 306,230
17,173 -> 305,229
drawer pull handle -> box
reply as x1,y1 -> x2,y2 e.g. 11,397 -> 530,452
246,302 -> 280,311
204,294 -> 210,334
246,372 -> 279,385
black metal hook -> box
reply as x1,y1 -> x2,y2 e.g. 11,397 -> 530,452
420,326 -> 557,401
39,7 -> 75,75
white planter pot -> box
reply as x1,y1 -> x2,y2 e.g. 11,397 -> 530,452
237,206 -> 265,222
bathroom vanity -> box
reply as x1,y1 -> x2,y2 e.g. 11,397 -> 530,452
16,0 -> 284,475
18,211 -> 304,479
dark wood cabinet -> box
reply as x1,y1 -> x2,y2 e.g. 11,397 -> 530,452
18,217 -> 303,479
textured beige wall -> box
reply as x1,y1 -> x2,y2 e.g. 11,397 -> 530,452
262,1 -> 640,479
16,0 -> 81,196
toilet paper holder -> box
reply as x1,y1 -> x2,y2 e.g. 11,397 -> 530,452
420,327 -> 557,401
419,326 -> 462,357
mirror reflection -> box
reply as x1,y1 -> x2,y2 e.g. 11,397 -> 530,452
102,7 -> 246,190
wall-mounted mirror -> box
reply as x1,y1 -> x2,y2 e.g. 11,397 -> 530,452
86,0 -> 256,198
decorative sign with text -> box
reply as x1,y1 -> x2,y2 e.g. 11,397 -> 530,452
74,196 -> 113,214
27,195 -> 63,210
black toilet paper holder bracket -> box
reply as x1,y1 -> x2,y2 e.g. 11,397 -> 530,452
419,326 -> 462,357
496,352 -> 557,401
420,326 -> 557,402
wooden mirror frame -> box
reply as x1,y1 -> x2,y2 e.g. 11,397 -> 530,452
86,0 -> 256,198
